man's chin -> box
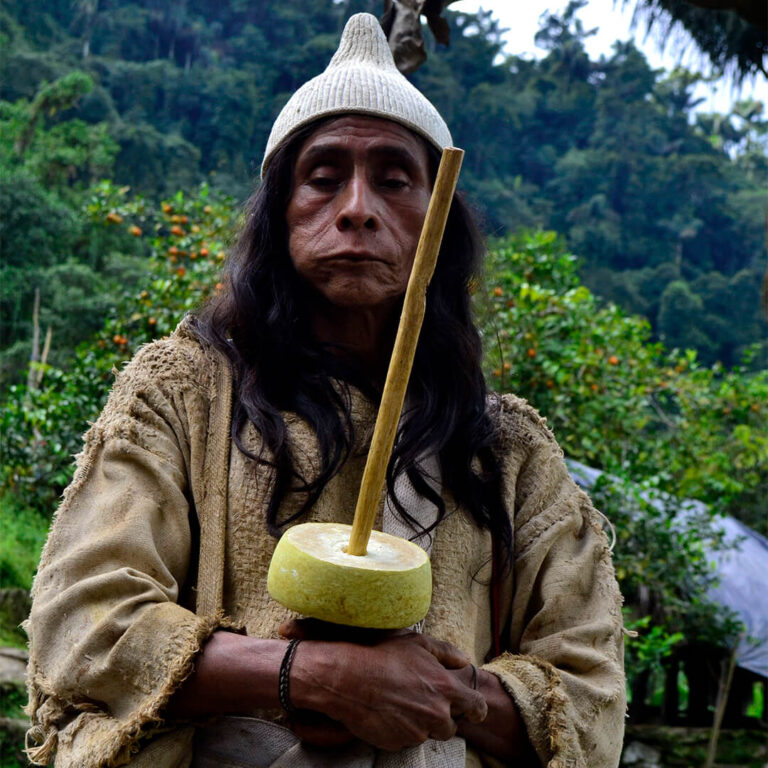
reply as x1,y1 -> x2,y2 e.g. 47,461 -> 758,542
317,284 -> 403,313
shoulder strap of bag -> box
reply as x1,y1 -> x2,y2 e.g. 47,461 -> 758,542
195,348 -> 233,617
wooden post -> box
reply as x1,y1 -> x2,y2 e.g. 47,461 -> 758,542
705,637 -> 741,768
26,288 -> 41,391
36,325 -> 52,387
347,147 -> 464,556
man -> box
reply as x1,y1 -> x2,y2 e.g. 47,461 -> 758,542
26,14 -> 626,768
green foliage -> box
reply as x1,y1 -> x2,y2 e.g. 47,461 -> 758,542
480,231 -> 665,471
593,474 -> 742,648
0,168 -> 83,379
0,692 -> 27,768
0,183 -> 235,513
478,230 -> 758,684
623,613 -> 684,702
0,74 -> 119,190
746,682 -> 764,719
0,72 -> 134,386
0,497 -> 47,592
628,0 -> 767,82
0,0 -> 766,368
0,684 -> 26,720
479,231 -> 768,533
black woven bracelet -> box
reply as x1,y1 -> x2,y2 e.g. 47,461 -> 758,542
278,638 -> 302,715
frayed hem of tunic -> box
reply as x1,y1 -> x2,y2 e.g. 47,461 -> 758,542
25,612 -> 233,768
483,652 -> 583,768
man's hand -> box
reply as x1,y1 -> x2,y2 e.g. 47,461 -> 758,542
168,623 -> 489,754
283,622 -> 487,752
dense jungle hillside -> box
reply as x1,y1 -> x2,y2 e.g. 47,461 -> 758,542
1,0 -> 766,379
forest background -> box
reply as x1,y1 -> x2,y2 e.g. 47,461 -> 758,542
0,0 -> 767,758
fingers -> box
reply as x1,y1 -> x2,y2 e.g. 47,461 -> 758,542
457,687 -> 488,724
279,618 -> 327,640
411,633 -> 471,669
395,635 -> 487,726
279,618 -> 402,645
283,628 -> 486,750
447,665 -> 488,724
427,716 -> 459,742
290,716 -> 355,748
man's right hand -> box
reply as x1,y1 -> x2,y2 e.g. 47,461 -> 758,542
288,631 -> 487,751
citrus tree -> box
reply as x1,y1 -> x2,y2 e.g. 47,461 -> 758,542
0,181 -> 237,515
479,231 -> 768,530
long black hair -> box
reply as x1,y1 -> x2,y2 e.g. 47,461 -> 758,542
191,118 -> 511,563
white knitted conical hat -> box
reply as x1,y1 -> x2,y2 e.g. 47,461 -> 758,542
261,13 -> 452,175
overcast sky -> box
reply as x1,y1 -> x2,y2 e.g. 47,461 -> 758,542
451,0 -> 767,115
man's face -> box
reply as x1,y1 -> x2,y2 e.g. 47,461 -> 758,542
286,116 -> 432,312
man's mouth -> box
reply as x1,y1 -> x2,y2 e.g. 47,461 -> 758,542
325,252 -> 388,264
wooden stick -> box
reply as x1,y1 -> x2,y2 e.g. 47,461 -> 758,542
705,636 -> 741,768
347,147 -> 464,556
37,325 -> 52,388
26,287 -> 40,392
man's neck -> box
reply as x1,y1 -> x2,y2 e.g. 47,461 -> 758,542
309,301 -> 398,385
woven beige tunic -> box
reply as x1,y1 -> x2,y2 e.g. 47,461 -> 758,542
25,324 -> 626,768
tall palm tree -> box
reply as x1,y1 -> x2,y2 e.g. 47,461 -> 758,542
622,0 -> 766,80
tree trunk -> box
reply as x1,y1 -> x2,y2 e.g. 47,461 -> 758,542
26,288 -> 40,391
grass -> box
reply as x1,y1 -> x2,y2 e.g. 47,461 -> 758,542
0,490 -> 48,648
0,492 -> 48,591
0,684 -> 27,768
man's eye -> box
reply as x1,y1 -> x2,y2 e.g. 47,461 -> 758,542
382,177 -> 408,189
309,176 -> 338,188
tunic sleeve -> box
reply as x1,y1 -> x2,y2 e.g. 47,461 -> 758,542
25,336 -> 230,768
482,397 -> 626,768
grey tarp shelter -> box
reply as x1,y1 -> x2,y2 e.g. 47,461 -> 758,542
567,460 -> 768,679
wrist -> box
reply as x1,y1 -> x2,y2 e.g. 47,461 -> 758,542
287,639 -> 345,713
278,639 -> 303,714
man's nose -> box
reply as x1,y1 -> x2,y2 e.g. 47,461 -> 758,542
336,174 -> 377,232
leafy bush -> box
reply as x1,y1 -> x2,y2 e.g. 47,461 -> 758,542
479,231 -> 768,530
1,182 -> 236,513
0,492 -> 48,590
